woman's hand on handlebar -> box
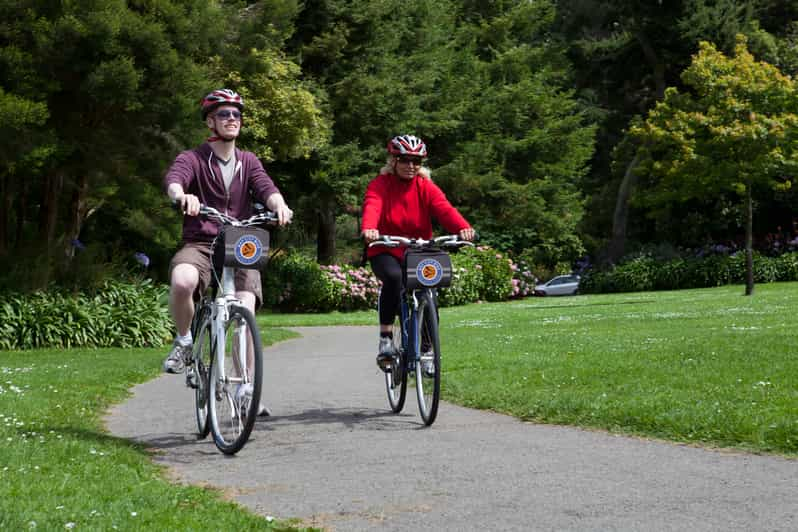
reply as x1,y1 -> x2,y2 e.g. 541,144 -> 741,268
459,227 -> 476,241
362,229 -> 379,243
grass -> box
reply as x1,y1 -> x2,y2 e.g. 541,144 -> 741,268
262,283 -> 798,456
3,283 -> 796,528
0,328 -> 308,531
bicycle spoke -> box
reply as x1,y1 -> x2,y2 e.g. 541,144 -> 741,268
415,292 -> 440,425
209,306 -> 263,454
192,313 -> 212,438
385,317 -> 407,412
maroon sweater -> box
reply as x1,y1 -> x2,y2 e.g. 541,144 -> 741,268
164,143 -> 280,243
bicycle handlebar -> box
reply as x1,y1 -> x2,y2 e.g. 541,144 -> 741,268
173,201 -> 278,227
368,235 -> 474,249
197,204 -> 278,227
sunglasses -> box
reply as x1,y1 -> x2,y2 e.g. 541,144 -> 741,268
214,109 -> 242,121
397,156 -> 423,166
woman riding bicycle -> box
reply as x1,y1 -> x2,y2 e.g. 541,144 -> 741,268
163,89 -> 293,415
361,134 -> 475,371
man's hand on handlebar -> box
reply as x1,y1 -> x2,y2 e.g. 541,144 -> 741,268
273,204 -> 293,226
176,193 -> 200,217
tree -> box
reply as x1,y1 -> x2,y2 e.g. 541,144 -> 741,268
557,0 -> 773,262
630,36 -> 798,295
282,0 -> 594,265
0,0 -> 330,288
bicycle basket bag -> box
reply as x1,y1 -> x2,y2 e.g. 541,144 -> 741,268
212,226 -> 270,274
403,249 -> 453,290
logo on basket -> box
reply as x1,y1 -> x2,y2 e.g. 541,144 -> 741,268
234,235 -> 263,265
416,258 -> 443,286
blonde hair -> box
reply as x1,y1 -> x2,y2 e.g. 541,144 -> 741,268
381,155 -> 431,180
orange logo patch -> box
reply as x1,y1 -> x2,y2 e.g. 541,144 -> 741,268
240,241 -> 257,259
422,264 -> 438,280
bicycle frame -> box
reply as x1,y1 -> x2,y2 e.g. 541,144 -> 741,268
209,267 -> 248,392
398,288 -> 431,371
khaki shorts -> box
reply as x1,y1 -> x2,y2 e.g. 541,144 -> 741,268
170,242 -> 263,308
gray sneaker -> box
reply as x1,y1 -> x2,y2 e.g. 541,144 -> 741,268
163,341 -> 192,374
376,336 -> 395,372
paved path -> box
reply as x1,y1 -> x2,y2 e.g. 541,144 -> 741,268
106,326 -> 798,531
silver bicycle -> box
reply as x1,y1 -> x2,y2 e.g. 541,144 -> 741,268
186,204 -> 276,454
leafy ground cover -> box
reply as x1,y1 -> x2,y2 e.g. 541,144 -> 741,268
0,329 -> 306,531
266,283 -> 798,455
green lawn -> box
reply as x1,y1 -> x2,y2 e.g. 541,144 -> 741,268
0,329 -> 307,531
262,283 -> 798,456
3,284 -> 796,528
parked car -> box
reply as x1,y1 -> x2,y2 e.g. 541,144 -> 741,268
533,274 -> 580,296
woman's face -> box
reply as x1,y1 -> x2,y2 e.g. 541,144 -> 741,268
394,155 -> 423,180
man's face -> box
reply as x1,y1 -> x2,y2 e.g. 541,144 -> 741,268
207,105 -> 242,139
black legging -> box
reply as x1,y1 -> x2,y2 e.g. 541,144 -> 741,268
370,253 -> 402,326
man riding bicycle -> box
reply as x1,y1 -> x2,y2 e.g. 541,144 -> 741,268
163,89 -> 293,416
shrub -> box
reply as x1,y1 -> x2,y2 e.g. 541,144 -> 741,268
438,246 -> 513,306
320,264 -> 381,311
263,252 -> 338,312
266,245 -> 518,312
580,251 -> 798,294
0,279 -> 171,350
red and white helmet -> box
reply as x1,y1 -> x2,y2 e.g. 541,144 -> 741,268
387,134 -> 428,157
201,89 -> 244,119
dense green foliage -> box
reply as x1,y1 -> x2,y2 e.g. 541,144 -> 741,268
0,280 -> 171,350
264,245 -> 519,312
3,0 -> 798,294
581,251 -> 798,294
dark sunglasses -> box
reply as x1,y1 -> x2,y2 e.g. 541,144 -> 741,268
214,109 -> 242,121
397,156 -> 423,166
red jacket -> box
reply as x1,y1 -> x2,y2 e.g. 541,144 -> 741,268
362,172 -> 471,260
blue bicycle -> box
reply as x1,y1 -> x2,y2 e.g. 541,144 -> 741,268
369,235 -> 473,425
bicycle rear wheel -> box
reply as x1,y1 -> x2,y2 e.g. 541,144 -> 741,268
209,305 -> 263,455
192,311 -> 212,438
385,319 -> 407,413
415,291 -> 440,426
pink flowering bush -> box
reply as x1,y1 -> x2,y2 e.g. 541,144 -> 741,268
266,245 -> 535,313
320,264 -> 381,310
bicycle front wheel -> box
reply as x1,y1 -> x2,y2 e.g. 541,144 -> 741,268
385,319 -> 407,413
415,291 -> 440,426
208,305 -> 263,455
192,310 -> 212,438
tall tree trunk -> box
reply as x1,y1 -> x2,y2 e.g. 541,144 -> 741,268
15,179 -> 27,250
316,201 -> 336,265
635,32 -> 666,99
64,174 -> 89,261
39,173 -> 63,248
744,184 -> 754,296
607,153 -> 640,264
0,174 -> 7,256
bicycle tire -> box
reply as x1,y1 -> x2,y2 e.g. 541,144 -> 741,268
385,318 -> 407,412
209,305 -> 263,455
192,310 -> 213,438
415,291 -> 440,425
